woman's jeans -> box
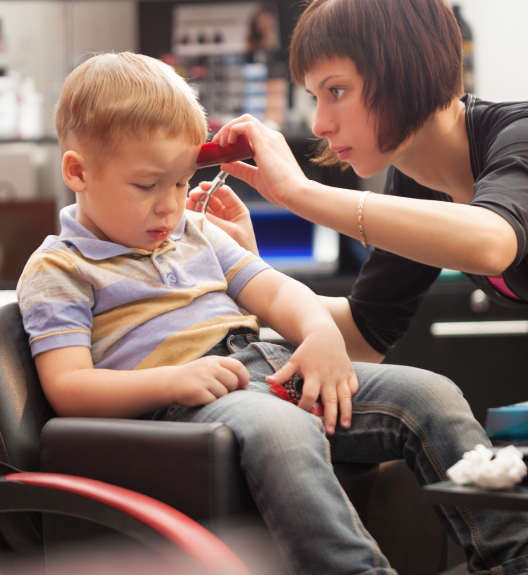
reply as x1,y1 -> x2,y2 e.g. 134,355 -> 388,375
147,331 -> 528,575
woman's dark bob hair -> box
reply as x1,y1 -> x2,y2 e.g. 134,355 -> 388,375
290,0 -> 464,166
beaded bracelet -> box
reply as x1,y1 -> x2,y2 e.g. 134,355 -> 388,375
357,190 -> 372,248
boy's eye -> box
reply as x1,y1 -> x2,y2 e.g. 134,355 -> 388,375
177,182 -> 190,189
134,183 -> 156,191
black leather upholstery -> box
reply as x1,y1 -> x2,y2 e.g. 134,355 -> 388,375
41,418 -> 256,523
0,303 -> 55,551
0,303 -> 55,472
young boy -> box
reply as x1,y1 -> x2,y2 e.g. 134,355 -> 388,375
17,53 -> 528,575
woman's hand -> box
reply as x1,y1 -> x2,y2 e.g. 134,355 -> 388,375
213,114 -> 309,209
187,182 -> 259,255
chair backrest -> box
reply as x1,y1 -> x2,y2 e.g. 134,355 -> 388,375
0,302 -> 55,472
0,301 -> 55,551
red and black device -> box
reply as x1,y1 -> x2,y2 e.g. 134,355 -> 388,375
196,133 -> 254,168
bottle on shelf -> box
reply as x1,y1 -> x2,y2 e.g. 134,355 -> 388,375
452,4 -> 475,94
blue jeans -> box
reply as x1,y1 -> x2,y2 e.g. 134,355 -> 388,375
148,331 -> 528,575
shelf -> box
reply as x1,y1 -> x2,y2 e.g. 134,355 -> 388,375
0,137 -> 58,144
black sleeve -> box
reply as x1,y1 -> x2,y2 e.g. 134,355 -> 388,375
348,166 -> 443,355
470,118 -> 528,265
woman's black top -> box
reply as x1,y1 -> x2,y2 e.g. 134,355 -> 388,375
349,95 -> 528,355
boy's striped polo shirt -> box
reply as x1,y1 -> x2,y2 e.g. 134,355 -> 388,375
17,204 -> 270,369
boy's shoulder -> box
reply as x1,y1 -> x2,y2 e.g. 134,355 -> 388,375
25,234 -> 82,268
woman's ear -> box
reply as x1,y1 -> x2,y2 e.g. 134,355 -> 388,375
62,151 -> 88,194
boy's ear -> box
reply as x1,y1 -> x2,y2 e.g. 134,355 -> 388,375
62,151 -> 88,194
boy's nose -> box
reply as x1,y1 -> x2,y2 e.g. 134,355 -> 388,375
155,187 -> 179,214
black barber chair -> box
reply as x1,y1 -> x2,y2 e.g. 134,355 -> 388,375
0,297 -> 464,574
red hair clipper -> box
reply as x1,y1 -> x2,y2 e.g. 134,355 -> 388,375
196,134 -> 254,168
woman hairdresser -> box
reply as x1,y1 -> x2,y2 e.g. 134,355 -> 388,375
194,0 -> 528,366
188,1 -> 528,572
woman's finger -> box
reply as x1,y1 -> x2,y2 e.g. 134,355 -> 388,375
213,115 -> 267,146
216,120 -> 268,149
220,161 -> 259,187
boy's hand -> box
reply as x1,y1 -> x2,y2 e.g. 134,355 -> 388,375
187,182 -> 259,255
173,356 -> 250,407
265,330 -> 358,435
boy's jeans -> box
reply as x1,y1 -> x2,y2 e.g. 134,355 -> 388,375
148,331 -> 528,575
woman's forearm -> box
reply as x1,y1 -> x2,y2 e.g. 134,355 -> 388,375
287,180 -> 518,276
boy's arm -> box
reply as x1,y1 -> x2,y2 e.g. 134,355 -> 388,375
35,345 -> 250,418
236,269 -> 358,435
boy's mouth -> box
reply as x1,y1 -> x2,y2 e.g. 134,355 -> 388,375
147,227 -> 172,240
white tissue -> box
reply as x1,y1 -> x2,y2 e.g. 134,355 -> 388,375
447,444 -> 527,489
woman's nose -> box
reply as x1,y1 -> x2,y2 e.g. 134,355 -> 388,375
311,106 -> 336,138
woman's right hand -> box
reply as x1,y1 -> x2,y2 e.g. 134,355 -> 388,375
213,114 -> 309,209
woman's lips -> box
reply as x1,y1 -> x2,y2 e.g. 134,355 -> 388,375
335,147 -> 352,162
147,228 -> 171,240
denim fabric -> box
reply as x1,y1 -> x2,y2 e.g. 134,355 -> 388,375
147,333 -> 528,575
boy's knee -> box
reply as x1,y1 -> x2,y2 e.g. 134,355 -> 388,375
388,367 -> 477,432
404,367 -> 461,400
356,362 -> 468,416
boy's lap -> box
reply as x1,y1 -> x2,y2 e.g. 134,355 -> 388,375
162,384 -> 309,429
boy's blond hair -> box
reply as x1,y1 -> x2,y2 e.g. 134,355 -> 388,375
55,52 -> 208,160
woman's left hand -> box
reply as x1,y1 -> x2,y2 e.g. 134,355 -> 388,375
187,182 -> 259,255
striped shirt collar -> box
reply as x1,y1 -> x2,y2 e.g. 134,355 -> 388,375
57,204 -> 186,260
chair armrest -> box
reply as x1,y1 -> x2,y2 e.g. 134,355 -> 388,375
1,472 -> 248,575
40,418 -> 257,524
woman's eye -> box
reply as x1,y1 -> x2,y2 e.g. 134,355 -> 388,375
331,88 -> 345,99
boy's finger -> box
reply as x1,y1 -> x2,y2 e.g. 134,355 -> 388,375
220,357 -> 250,389
297,378 -> 320,414
319,387 -> 338,435
337,380 -> 353,429
264,360 -> 297,385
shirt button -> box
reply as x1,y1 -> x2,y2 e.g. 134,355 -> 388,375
155,256 -> 162,263
167,274 -> 177,283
